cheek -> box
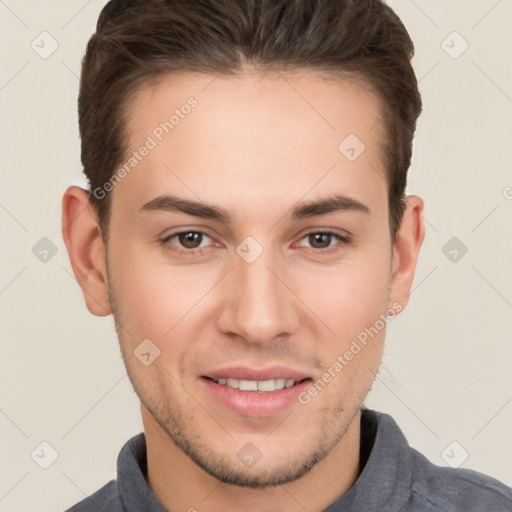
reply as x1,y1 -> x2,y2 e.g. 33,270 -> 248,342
295,254 -> 392,341
306,263 -> 389,401
108,243 -> 218,338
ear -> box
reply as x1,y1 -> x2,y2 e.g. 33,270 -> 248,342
61,186 -> 112,316
388,195 -> 425,311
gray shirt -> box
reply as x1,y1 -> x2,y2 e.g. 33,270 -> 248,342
64,409 -> 512,511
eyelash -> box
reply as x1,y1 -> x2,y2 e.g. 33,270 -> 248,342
159,229 -> 351,257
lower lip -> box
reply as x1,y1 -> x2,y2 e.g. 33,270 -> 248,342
201,377 -> 312,418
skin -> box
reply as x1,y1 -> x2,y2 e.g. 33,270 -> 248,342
62,70 -> 424,512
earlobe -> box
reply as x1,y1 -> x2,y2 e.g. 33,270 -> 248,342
61,186 -> 112,317
388,195 -> 425,311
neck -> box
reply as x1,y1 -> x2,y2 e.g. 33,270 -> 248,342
141,405 -> 362,512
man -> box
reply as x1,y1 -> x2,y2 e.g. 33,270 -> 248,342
61,0 -> 512,510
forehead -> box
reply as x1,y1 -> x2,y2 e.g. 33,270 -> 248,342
114,71 -> 388,220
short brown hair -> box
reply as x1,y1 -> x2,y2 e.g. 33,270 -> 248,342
79,0 -> 422,240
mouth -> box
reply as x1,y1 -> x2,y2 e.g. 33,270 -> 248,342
199,366 -> 314,416
202,376 -> 312,393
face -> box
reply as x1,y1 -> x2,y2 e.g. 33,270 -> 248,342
105,71 -> 398,487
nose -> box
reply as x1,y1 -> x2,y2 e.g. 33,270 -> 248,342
216,246 -> 300,346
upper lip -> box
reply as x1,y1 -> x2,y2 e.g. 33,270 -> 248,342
203,366 -> 312,382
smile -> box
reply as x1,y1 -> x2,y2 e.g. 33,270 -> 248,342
206,377 -> 309,392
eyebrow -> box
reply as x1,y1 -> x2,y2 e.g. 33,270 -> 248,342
138,193 -> 371,223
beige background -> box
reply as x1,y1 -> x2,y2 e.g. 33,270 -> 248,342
1,1 -> 511,510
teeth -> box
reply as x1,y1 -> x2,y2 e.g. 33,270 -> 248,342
275,378 -> 286,390
239,379 -> 258,391
214,378 -> 298,392
227,378 -> 238,388
258,379 -> 277,392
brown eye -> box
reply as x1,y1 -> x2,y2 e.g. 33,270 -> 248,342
307,233 -> 334,249
161,230 -> 215,256
177,231 -> 204,249
296,231 -> 350,254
